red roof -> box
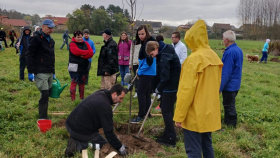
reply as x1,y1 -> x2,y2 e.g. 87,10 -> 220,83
1,18 -> 31,27
43,17 -> 68,25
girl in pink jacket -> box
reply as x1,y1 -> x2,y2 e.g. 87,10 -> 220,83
118,32 -> 132,86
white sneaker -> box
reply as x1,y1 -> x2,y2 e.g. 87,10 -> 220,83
133,93 -> 137,98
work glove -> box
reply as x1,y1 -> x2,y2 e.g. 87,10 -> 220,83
126,84 -> 134,92
28,73 -> 34,82
53,74 -> 56,79
155,88 -> 159,94
118,144 -> 128,156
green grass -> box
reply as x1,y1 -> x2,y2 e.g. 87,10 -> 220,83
0,33 -> 280,157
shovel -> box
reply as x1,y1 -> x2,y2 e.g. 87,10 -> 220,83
133,94 -> 157,139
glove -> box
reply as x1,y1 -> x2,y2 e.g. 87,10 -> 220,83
53,74 -> 56,79
157,94 -> 161,100
155,88 -> 159,94
127,84 -> 134,92
28,73 -> 34,82
118,144 -> 128,156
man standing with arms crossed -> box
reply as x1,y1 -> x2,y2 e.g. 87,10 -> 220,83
97,28 -> 119,89
27,19 -> 56,119
220,30 -> 243,128
171,31 -> 188,65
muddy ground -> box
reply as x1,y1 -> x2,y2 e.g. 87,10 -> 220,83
53,119 -> 175,157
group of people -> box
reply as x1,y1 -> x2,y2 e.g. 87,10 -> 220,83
14,18 -> 244,157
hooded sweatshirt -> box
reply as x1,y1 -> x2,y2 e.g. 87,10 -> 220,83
19,26 -> 31,58
173,20 -> 223,133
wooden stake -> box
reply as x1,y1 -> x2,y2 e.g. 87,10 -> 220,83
82,149 -> 88,158
105,151 -> 117,158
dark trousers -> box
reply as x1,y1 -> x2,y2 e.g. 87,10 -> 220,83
183,129 -> 214,158
60,39 -> 69,50
137,75 -> 154,118
260,51 -> 268,63
161,92 -> 177,140
222,90 -> 238,127
9,37 -> 15,47
132,65 -> 139,92
0,38 -> 8,47
19,57 -> 27,80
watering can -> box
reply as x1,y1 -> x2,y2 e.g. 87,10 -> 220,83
50,78 -> 68,98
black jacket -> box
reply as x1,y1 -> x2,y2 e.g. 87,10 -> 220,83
138,36 -> 156,66
26,30 -> 55,74
19,26 -> 31,59
66,89 -> 122,150
0,30 -> 6,39
97,37 -> 119,76
156,44 -> 181,92
69,41 -> 90,74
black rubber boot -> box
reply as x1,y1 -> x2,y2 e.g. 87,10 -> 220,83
39,90 -> 49,119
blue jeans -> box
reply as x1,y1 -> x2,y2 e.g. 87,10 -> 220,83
260,51 -> 268,63
183,129 -> 214,158
119,65 -> 129,86
60,39 -> 69,50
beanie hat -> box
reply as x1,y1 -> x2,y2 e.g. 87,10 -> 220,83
83,29 -> 90,34
266,39 -> 270,43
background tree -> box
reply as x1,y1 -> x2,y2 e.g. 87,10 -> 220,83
91,9 -> 112,35
66,9 -> 87,32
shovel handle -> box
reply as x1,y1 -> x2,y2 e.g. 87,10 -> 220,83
137,94 -> 157,136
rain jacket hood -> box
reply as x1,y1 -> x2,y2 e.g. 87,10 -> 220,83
173,20 -> 223,132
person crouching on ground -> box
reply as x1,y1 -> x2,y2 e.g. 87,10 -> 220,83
146,40 -> 181,147
65,84 -> 128,157
68,30 -> 93,101
173,20 -> 223,158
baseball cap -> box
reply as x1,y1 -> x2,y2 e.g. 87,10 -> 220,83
101,28 -> 112,36
42,19 -> 56,28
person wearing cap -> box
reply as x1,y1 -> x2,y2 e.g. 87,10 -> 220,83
97,28 -> 119,89
17,26 -> 31,81
9,28 -> 17,47
83,29 -> 96,85
26,19 -> 56,119
60,29 -> 71,50
0,28 -> 8,48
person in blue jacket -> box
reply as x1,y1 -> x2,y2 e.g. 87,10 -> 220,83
259,39 -> 270,63
131,25 -> 156,123
60,29 -> 71,50
220,30 -> 243,128
83,29 -> 96,85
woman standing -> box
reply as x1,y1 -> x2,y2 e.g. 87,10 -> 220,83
68,30 -> 93,101
260,39 -> 270,63
118,32 -> 132,86
131,25 -> 156,123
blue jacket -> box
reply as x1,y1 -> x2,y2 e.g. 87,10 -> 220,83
83,37 -> 96,62
220,43 -> 243,92
262,42 -> 269,52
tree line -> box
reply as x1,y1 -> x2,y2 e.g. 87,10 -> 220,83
238,0 -> 280,40
66,4 -> 131,36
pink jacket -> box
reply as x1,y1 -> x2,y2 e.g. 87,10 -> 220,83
118,40 -> 132,65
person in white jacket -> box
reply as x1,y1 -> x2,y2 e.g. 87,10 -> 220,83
171,31 -> 188,65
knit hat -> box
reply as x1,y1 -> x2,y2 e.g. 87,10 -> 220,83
266,39 -> 270,43
83,29 -> 90,34
35,26 -> 40,31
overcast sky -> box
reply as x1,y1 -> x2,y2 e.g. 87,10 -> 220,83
1,0 -> 241,27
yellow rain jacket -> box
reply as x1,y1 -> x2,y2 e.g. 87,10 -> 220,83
173,20 -> 223,133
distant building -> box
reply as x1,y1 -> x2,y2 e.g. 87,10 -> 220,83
133,19 -> 162,36
177,24 -> 193,32
211,23 -> 231,36
0,16 -> 32,29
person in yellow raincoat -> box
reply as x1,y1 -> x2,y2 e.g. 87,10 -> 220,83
173,20 -> 223,158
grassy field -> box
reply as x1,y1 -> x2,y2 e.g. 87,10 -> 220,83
0,33 -> 279,158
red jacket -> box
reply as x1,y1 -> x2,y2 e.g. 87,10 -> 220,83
118,40 -> 131,65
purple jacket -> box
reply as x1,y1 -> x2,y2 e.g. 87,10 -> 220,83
118,40 -> 132,65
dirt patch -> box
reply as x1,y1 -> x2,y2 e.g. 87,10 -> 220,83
270,57 -> 280,62
54,119 -> 171,157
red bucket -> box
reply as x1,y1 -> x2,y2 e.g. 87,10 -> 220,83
37,119 -> 52,133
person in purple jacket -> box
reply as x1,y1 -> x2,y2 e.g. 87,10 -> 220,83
220,30 -> 243,128
118,32 -> 132,86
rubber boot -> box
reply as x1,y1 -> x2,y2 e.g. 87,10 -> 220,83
39,90 -> 49,119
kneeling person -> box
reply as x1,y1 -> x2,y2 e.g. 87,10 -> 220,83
65,84 -> 128,157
